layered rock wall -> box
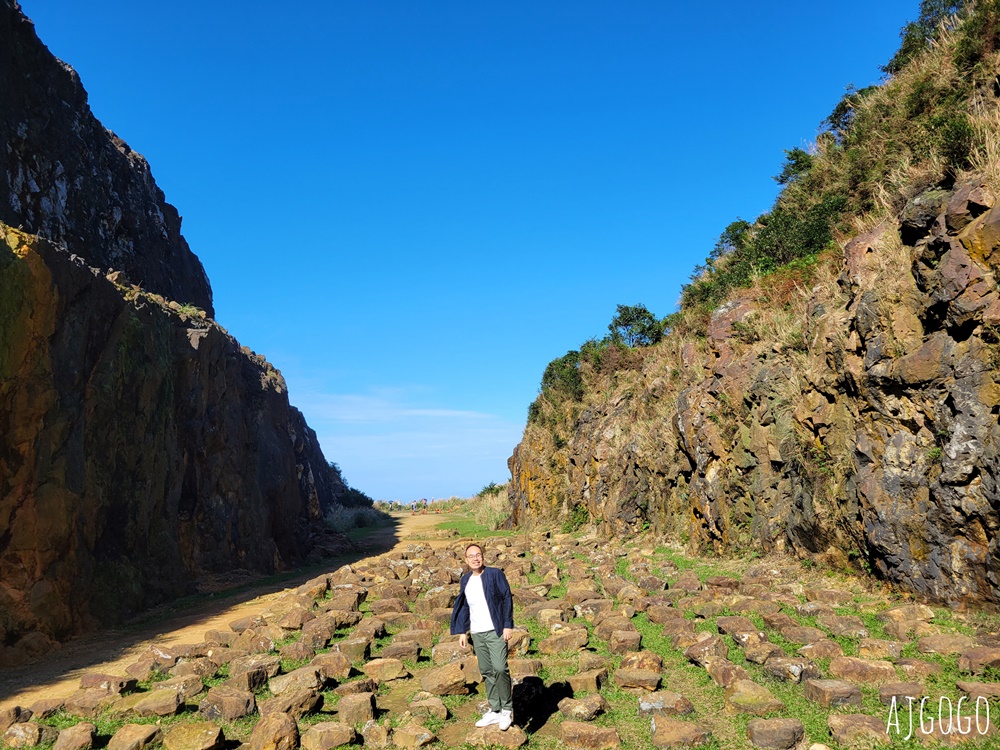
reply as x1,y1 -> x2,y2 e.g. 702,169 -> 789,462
0,0 -> 213,314
0,226 -> 349,658
0,1 -> 352,660
509,180 -> 1000,606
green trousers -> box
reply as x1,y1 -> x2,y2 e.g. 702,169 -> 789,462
471,630 -> 513,712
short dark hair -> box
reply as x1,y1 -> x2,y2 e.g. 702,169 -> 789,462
465,543 -> 483,556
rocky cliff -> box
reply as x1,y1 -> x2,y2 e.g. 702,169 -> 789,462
509,179 -> 1000,607
0,0 -> 213,315
0,1 -> 352,662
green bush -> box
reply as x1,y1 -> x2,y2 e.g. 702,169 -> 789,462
561,503 -> 590,533
608,303 -> 664,347
540,350 -> 584,402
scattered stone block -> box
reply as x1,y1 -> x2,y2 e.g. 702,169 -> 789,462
649,715 -> 712,748
360,720 -> 391,750
878,604 -> 935,623
26,700 -> 60,720
561,721 -> 621,750
646,605 -> 684,624
338,692 -> 375,726
613,667 -> 660,691
858,639 -> 904,659
957,680 -> 1000,700
558,694 -> 609,721
301,722 -> 356,750
878,681 -> 922,705
798,640 -> 843,659
829,656 -> 897,684
107,724 -> 160,750
335,638 -> 371,663
334,677 -> 377,696
271,666 -> 324,694
279,640 -> 316,662
408,694 -> 448,720
161,722 -> 224,750
0,708 -> 32,733
716,616 -> 756,634
917,634 -> 976,655
609,630 -> 641,654
706,658 -> 750,688
79,674 -> 136,695
509,658 -> 543,679
3,723 -> 46,748
827,714 -> 888,746
684,634 -> 728,666
620,651 -> 663,671
419,662 -> 468,695
465,724 -> 528,747
594,617 -> 636,641
538,628 -> 589,654
816,614 -> 868,638
63,689 -> 117,718
259,688 -> 323,719
959,647 -> 1000,674
724,680 -> 784,715
896,657 -> 942,680
568,668 -> 607,694
638,691 -> 694,717
762,656 -> 821,683
779,626 -> 827,645
803,679 -> 862,707
804,588 -> 851,605
311,651 -> 353,681
151,674 -> 205,702
746,718 -> 803,749
362,658 -> 409,684
198,685 -> 256,721
370,598 -> 408,615
132,688 -> 184,717
392,720 -> 435,749
52,721 -> 97,750
744,644 -> 785,665
249,712 -> 299,750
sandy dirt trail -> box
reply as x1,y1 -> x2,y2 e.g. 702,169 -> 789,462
0,512 -> 457,709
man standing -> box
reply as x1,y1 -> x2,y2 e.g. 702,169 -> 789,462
450,543 -> 515,730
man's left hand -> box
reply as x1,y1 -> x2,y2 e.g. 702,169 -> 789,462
502,628 -> 513,642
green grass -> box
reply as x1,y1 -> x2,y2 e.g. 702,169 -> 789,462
434,515 -> 516,539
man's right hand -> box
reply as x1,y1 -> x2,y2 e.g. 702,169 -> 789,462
458,634 -> 468,649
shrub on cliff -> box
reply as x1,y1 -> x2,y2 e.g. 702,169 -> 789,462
608,303 -> 665,347
677,0 -> 999,327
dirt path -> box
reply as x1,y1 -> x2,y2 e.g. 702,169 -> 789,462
0,511 -> 457,709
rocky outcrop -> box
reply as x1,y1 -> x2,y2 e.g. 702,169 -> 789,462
509,178 -> 1000,606
0,226 -> 350,658
0,1 -> 352,659
0,0 -> 213,314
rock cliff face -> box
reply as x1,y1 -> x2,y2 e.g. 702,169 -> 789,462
0,0 -> 213,314
509,179 -> 1000,607
0,1 -> 351,661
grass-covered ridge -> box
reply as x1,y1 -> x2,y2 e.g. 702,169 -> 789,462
528,0 -> 1000,408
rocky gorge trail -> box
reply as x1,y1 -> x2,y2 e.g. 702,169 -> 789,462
0,513 -> 435,711
3,514 -> 1000,750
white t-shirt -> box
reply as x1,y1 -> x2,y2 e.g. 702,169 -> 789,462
465,572 -> 496,634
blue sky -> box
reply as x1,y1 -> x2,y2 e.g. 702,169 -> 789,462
21,0 -> 917,500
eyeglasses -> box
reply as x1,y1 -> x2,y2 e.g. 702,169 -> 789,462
466,553 -> 483,559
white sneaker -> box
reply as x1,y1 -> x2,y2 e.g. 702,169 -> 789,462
475,710 -> 501,728
497,710 -> 513,731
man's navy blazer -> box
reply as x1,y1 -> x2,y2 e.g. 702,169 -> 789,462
449,566 -> 514,637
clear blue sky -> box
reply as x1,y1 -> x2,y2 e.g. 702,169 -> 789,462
21,0 -> 917,501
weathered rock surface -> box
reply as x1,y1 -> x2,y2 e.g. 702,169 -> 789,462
0,0 -> 355,660
507,177 -> 1000,606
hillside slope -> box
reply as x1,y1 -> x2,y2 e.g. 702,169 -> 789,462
509,2 -> 1000,606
